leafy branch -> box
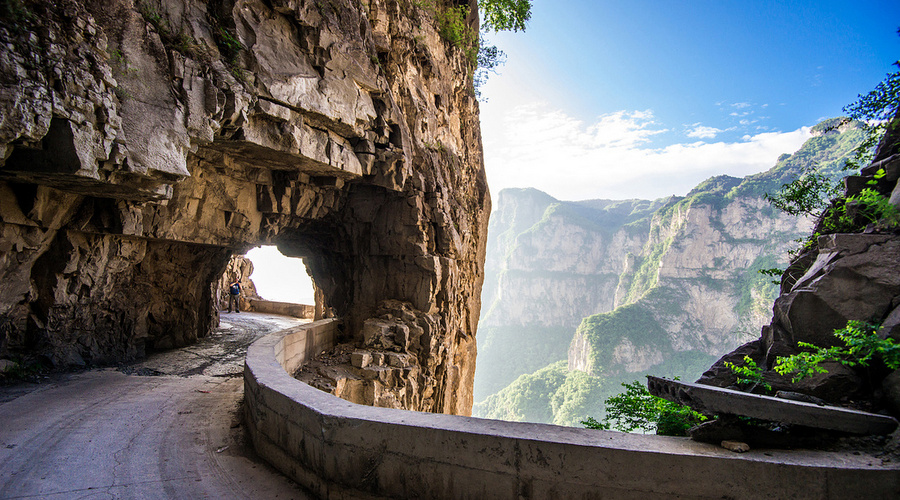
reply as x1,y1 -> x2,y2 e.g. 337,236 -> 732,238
582,380 -> 707,436
843,57 -> 900,170
725,355 -> 772,393
774,320 -> 900,383
413,0 -> 530,98
480,0 -> 531,32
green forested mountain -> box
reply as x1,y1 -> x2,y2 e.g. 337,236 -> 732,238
474,119 -> 865,425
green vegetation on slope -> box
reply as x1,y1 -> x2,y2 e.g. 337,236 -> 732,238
476,193 -> 671,401
475,118 -> 868,428
616,122 -> 866,306
577,301 -> 668,376
736,121 -> 866,202
475,324 -> 573,400
475,361 -> 617,426
474,348 -> 718,426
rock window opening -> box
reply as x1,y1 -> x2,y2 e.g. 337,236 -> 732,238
245,246 -> 316,306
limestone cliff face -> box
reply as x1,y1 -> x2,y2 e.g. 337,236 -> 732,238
475,123 -> 864,405
701,121 -> 900,416
567,191 -> 812,377
0,0 -> 488,415
475,192 -> 666,399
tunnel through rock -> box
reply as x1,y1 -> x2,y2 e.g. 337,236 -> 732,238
243,246 -> 316,306
0,0 -> 488,415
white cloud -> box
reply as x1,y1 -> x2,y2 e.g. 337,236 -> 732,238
686,124 -> 723,139
481,102 -> 812,202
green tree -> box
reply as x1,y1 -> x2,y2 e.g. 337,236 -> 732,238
479,0 -> 531,32
762,46 -> 900,272
582,380 -> 707,436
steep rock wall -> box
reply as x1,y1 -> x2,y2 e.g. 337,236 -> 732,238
567,194 -> 811,377
563,123 -> 864,381
474,122 -> 863,413
0,0 -> 488,415
701,122 -> 900,415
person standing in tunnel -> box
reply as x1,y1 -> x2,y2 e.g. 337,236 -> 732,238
228,279 -> 242,313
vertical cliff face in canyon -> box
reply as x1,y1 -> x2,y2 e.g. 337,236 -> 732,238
476,190 -> 664,400
701,117 -> 900,416
475,122 -> 865,424
0,0 -> 488,415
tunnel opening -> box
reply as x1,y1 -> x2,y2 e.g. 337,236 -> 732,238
214,243 -> 328,324
245,246 -> 316,306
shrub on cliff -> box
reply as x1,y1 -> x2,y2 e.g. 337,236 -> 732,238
582,380 -> 707,436
415,0 -> 532,96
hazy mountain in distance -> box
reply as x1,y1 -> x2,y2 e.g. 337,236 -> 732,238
474,118 -> 865,425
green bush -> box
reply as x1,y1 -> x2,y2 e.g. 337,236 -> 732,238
774,320 -> 900,382
582,380 -> 707,436
725,355 -> 772,393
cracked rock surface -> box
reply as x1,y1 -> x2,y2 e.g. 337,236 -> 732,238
0,0 -> 488,415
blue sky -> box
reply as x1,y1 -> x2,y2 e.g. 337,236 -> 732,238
479,0 -> 900,201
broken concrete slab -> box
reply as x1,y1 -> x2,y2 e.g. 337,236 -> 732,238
647,376 -> 899,435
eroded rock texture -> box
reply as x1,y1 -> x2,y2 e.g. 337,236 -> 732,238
216,254 -> 260,311
701,121 -> 900,416
0,0 -> 488,415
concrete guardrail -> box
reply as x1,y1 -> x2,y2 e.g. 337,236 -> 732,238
246,298 -> 315,319
243,320 -> 900,499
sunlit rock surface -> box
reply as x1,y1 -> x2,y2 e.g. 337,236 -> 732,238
0,0 -> 487,415
701,120 -> 900,416
474,122 -> 865,422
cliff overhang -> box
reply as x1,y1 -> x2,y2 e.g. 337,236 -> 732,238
0,0 -> 489,415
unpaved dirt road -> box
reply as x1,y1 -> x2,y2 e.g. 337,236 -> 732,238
0,312 -> 312,499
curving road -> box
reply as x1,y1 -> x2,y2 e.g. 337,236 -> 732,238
0,312 -> 312,500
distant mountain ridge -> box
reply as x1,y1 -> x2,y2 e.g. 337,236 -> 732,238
474,119 -> 866,425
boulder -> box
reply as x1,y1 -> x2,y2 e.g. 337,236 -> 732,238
703,121 -> 900,417
774,234 -> 900,348
884,370 -> 900,415
0,359 -> 18,373
697,340 -> 762,388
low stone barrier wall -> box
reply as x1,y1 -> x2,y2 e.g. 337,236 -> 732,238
244,322 -> 900,499
245,299 -> 315,319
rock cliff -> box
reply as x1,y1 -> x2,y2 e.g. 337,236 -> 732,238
474,121 -> 865,423
476,190 -> 664,399
216,254 -> 260,311
701,116 -> 900,417
0,0 -> 488,415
